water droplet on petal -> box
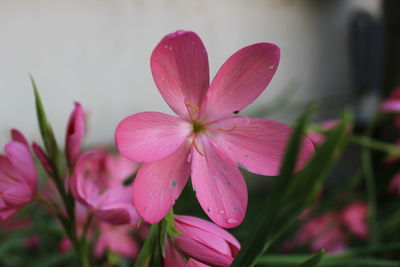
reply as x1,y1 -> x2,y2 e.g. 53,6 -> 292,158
171,180 -> 177,189
207,207 -> 210,212
187,153 -> 192,162
219,210 -> 225,214
268,65 -> 274,69
244,154 -> 249,158
226,218 -> 237,224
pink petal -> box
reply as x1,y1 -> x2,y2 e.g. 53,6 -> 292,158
201,43 -> 280,120
175,235 -> 233,267
174,218 -> 232,256
115,112 -> 191,163
2,182 -> 33,207
105,154 -> 138,184
93,205 -> 133,225
94,186 -> 138,225
175,215 -> 240,255
133,144 -> 191,224
151,30 -> 210,118
164,240 -> 209,267
191,140 -> 247,228
4,142 -> 37,188
209,116 -> 314,176
65,102 -> 86,167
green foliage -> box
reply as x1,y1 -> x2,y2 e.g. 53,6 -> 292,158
232,106 -> 353,267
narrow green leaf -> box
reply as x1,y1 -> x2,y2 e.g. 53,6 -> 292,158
134,224 -> 160,267
30,75 -> 60,164
297,251 -> 324,267
232,108 -> 353,267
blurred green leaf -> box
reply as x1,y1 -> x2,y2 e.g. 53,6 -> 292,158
232,106 -> 353,267
297,251 -> 324,267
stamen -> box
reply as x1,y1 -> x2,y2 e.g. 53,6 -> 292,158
218,124 -> 237,132
192,138 -> 204,156
186,104 -> 200,122
186,104 -> 200,113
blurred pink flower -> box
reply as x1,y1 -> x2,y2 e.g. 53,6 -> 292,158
164,215 -> 240,266
94,222 -> 139,259
70,149 -> 138,225
380,86 -> 400,113
58,237 -> 72,254
65,102 -> 86,168
24,235 -> 41,250
0,129 -> 37,220
389,172 -> 400,196
308,120 -> 350,147
295,213 -> 347,253
340,202 -> 369,239
115,30 -> 314,228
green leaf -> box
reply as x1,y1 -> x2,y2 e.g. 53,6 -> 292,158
232,107 -> 353,267
134,224 -> 160,267
30,75 -> 60,164
297,251 -> 324,267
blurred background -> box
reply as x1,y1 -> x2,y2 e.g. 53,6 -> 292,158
0,0 -> 385,147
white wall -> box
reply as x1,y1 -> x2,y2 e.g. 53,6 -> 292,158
0,0 -> 380,148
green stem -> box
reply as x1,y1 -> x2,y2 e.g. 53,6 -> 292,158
134,223 -> 161,267
257,242 -> 400,266
349,135 -> 400,155
361,113 -> 380,246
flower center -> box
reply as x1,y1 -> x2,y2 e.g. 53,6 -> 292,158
192,121 -> 205,134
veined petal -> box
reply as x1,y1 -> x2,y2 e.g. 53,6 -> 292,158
151,30 -> 210,118
133,144 -> 191,224
201,43 -> 280,120
115,112 -> 191,163
210,116 -> 314,176
175,235 -> 233,267
191,140 -> 247,228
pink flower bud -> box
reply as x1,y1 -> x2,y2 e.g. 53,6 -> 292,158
65,102 -> 85,168
165,215 -> 240,267
32,142 -> 53,173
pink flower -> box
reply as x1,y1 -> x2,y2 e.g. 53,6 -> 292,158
65,102 -> 85,168
295,213 -> 347,253
164,215 -> 240,267
308,120 -> 347,147
70,149 -> 138,225
340,202 -> 369,239
115,30 -> 314,228
380,86 -> 400,113
94,222 -> 139,259
389,172 -> 400,196
0,129 -> 37,220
